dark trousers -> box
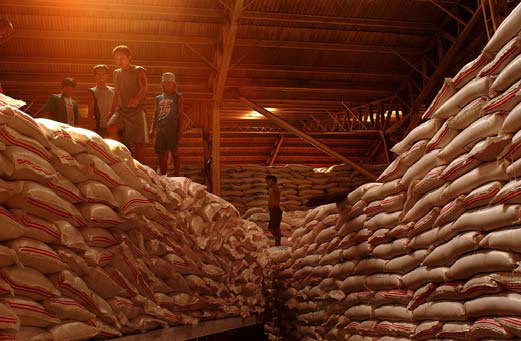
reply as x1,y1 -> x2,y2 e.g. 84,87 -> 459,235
268,206 -> 282,246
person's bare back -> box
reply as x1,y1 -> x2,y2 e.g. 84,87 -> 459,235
268,184 -> 281,208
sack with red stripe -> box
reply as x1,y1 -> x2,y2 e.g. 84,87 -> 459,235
0,180 -> 22,205
0,266 -> 60,301
440,152 -> 481,182
486,79 -> 521,110
0,124 -> 51,164
47,174 -> 84,204
423,231 -> 483,267
1,296 -> 59,327
163,253 -> 193,275
83,266 -> 126,299
9,238 -> 67,274
452,53 -> 491,89
463,181 -> 504,209
43,297 -> 95,322
0,302 -> 19,332
104,139 -> 132,162
75,153 -> 123,188
412,321 -> 442,340
492,53 -> 521,95
54,247 -> 89,277
135,259 -> 171,296
2,146 -> 56,183
80,227 -> 116,248
6,181 -> 85,227
107,296 -> 140,321
90,292 -> 120,328
0,206 -> 24,241
49,147 -> 90,184
36,119 -> 85,155
65,127 -> 121,165
82,247 -> 113,267
471,318 -> 513,339
480,33 -> 521,77
110,162 -> 153,196
426,118 -> 458,152
422,78 -> 456,120
449,97 -> 487,131
55,221 -> 88,252
441,160 -> 509,203
77,180 -> 118,208
413,301 -> 466,321
125,315 -> 168,333
113,186 -> 152,217
49,270 -> 94,308
439,113 -> 506,162
10,210 -> 60,244
77,203 -> 124,228
103,266 -> 138,298
432,77 -> 492,120
0,107 -> 51,149
16,326 -> 54,341
48,321 -> 98,341
87,318 -> 122,339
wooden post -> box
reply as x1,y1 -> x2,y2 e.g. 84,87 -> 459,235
210,0 -> 244,195
239,96 -> 378,180
379,130 -> 390,164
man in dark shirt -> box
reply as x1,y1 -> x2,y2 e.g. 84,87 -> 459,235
107,45 -> 148,163
266,175 -> 282,246
43,77 -> 79,126
149,72 -> 184,176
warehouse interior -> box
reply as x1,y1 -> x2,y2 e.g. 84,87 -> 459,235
0,0 -> 521,340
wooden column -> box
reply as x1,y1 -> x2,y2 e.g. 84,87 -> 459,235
211,0 -> 244,195
239,96 -> 378,181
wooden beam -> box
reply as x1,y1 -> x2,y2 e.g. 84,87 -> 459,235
239,96 -> 378,180
12,29 -> 423,55
267,134 -> 284,166
211,0 -> 244,195
386,3 -> 484,134
379,131 -> 391,164
240,11 -> 437,31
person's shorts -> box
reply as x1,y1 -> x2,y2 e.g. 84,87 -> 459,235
107,109 -> 148,145
154,120 -> 178,153
268,206 -> 283,232
96,127 -> 108,138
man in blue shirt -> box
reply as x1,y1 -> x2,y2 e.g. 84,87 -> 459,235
149,72 -> 184,176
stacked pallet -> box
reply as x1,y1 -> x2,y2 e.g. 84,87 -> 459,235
272,3 -> 521,340
0,105 -> 268,340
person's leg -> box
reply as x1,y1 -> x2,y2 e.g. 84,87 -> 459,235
107,124 -> 120,140
158,151 -> 169,175
107,112 -> 124,141
170,147 -> 180,177
134,143 -> 146,164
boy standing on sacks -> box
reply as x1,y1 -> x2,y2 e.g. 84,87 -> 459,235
107,45 -> 148,163
149,72 -> 184,176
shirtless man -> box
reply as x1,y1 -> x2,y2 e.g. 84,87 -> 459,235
266,175 -> 282,246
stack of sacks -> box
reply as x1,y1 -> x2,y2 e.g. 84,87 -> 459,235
242,207 -> 305,245
265,246 -> 294,340
221,165 -> 268,213
280,203 -> 348,340
0,106 -> 268,340
179,165 -> 205,184
220,164 -> 384,214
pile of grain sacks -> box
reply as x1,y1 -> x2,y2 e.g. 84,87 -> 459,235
0,105 -> 268,340
272,3 -> 521,340
219,164 -> 381,214
243,207 -> 307,245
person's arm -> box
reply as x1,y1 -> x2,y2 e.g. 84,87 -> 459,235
149,97 -> 159,137
128,68 -> 147,108
39,95 -> 55,119
87,90 -> 95,120
177,94 -> 185,144
109,87 -> 119,120
275,187 -> 281,207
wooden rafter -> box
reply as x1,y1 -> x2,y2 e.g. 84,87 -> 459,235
267,134 -> 284,166
13,29 -> 424,55
239,96 -> 378,180
386,2 -> 484,134
210,0 -> 244,195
